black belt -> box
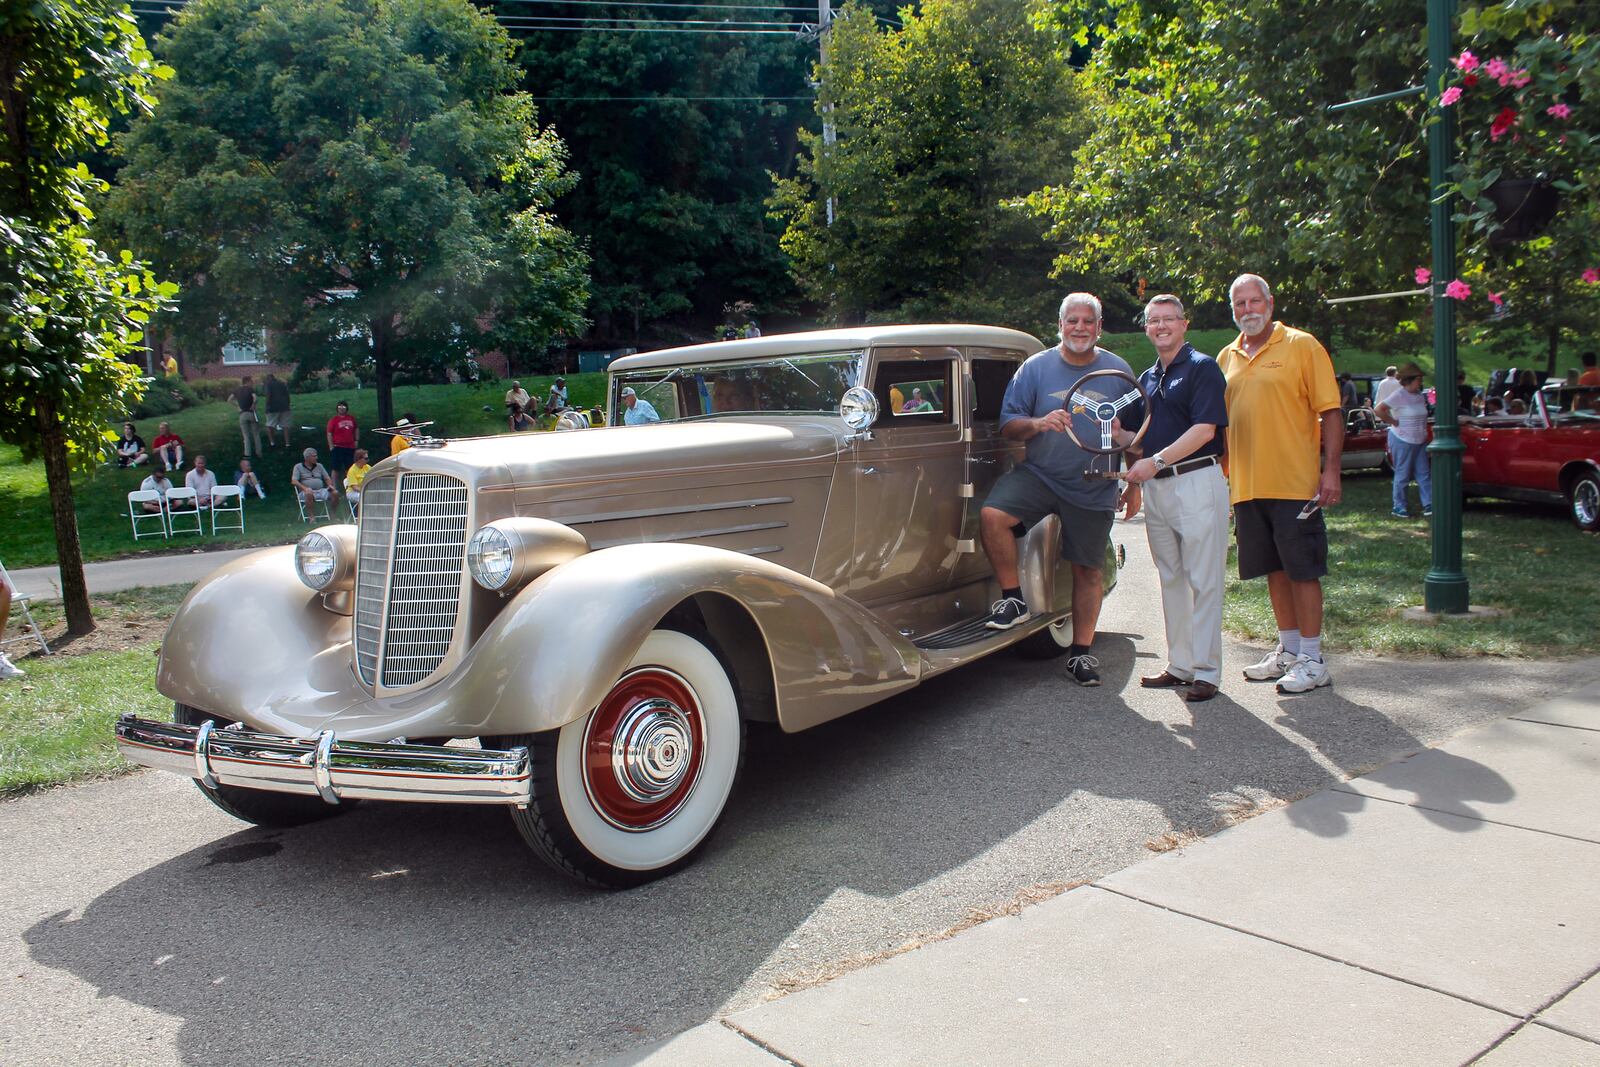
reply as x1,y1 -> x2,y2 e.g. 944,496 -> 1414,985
1151,454 -> 1220,479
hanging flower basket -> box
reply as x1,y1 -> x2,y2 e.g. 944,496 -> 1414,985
1484,176 -> 1560,243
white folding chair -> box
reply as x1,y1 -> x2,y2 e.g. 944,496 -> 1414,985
211,484 -> 244,534
165,486 -> 203,534
127,490 -> 169,540
346,493 -> 359,520
296,489 -> 333,523
0,559 -> 50,656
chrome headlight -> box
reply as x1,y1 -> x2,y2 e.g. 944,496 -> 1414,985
467,525 -> 515,590
467,518 -> 590,592
295,527 -> 356,592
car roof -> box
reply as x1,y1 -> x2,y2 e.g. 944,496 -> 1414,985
608,324 -> 1047,374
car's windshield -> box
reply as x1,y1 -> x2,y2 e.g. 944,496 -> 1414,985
612,352 -> 861,424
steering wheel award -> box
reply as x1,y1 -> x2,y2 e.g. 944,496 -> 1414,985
1060,368 -> 1152,480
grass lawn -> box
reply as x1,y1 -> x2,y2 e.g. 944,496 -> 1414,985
1223,471 -> 1600,657
0,372 -> 607,568
0,585 -> 193,797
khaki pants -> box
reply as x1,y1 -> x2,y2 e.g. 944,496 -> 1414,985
1141,463 -> 1229,686
238,411 -> 261,457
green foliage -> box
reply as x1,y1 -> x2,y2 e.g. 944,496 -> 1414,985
0,0 -> 177,474
1029,0 -> 1433,343
516,17 -> 817,341
104,0 -> 590,421
774,0 -> 1104,334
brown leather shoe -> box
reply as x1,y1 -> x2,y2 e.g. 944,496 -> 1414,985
1184,680 -> 1219,703
1139,670 -> 1188,688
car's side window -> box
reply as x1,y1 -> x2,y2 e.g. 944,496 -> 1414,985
872,359 -> 954,426
971,357 -> 1022,422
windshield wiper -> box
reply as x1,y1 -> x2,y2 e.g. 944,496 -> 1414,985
777,357 -> 818,388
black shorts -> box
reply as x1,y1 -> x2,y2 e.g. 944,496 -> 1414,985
983,468 -> 1114,568
1234,498 -> 1328,581
330,446 -> 355,472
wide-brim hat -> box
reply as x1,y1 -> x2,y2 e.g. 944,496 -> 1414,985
1397,361 -> 1425,381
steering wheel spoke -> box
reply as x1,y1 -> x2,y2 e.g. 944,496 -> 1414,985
1059,368 -> 1152,457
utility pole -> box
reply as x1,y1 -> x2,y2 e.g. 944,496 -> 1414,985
819,0 -> 835,225
1423,0 -> 1471,612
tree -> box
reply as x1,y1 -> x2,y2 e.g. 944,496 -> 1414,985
773,0 -> 1114,336
0,0 -> 176,636
515,15 -> 816,343
1028,0 -> 1436,347
105,0 -> 589,428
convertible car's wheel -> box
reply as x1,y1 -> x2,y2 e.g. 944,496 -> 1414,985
493,629 -> 745,889
1571,471 -> 1600,531
1017,615 -> 1073,659
174,704 -> 357,827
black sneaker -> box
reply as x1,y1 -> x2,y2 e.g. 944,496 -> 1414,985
1065,653 -> 1102,686
983,596 -> 1030,630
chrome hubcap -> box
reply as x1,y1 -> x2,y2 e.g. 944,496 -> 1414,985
611,699 -> 695,803
1577,481 -> 1599,526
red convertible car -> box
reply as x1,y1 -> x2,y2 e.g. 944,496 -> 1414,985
1461,385 -> 1600,530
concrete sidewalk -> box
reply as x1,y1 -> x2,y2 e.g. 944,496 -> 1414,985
8,546 -> 278,601
613,684 -> 1600,1066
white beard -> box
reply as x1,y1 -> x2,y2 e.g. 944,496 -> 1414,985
1234,313 -> 1268,335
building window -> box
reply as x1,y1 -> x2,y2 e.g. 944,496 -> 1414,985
222,330 -> 269,365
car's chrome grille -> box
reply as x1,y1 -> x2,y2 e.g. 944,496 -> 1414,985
353,474 -> 397,686
352,473 -> 469,690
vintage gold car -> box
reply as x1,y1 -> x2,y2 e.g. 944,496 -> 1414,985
116,325 -> 1121,888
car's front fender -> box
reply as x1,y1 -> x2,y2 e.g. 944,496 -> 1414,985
462,542 -> 924,736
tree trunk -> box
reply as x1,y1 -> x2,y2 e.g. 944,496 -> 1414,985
35,395 -> 94,635
1545,318 -> 1560,380
373,315 -> 394,429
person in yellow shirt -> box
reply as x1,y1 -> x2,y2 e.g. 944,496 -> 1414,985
162,353 -> 179,378
390,414 -> 417,457
1216,273 -> 1342,696
344,448 -> 372,515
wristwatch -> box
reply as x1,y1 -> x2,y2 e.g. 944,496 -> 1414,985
1152,455 -> 1169,472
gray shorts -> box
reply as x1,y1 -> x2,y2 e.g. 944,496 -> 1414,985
265,410 -> 290,430
984,467 -> 1113,568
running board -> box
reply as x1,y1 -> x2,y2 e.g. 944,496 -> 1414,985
914,616 -> 1013,650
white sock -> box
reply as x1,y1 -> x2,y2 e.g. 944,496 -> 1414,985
1279,629 -> 1302,655
1301,634 -> 1322,662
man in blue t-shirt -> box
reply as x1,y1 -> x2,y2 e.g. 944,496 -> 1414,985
980,292 -> 1141,686
1123,294 -> 1230,703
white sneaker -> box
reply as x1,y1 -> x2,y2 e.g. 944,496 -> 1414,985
1276,654 -> 1331,694
1242,644 -> 1296,681
0,654 -> 23,680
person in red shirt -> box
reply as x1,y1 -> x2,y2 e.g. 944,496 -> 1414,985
325,400 -> 359,485
150,421 -> 185,471
1579,351 -> 1600,388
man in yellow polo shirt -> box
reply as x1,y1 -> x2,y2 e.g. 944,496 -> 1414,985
1217,273 -> 1343,694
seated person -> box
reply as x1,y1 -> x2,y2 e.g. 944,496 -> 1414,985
504,381 -> 530,415
901,387 -> 935,413
712,377 -> 760,413
292,447 -> 339,518
236,458 -> 266,499
344,448 -> 372,513
117,423 -> 148,468
151,422 -> 185,471
137,469 -> 172,512
508,403 -> 535,432
544,376 -> 569,414
184,454 -> 218,508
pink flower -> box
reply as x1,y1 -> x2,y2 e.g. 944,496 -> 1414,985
1508,69 -> 1531,88
1490,107 -> 1518,141
1441,87 -> 1463,106
1584,268 -> 1600,284
1485,57 -> 1510,82
1548,102 -> 1572,120
1455,50 -> 1479,72
1415,267 -> 1432,285
1487,291 -> 1505,307
1445,280 -> 1472,300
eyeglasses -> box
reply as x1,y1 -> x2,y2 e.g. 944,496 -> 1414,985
1144,317 -> 1185,327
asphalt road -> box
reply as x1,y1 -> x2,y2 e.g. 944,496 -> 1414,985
4,514 -> 1596,1067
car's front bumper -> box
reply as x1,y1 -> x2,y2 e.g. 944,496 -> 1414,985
115,715 -> 531,806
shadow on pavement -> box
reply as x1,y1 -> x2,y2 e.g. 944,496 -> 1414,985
21,634 -> 1515,1065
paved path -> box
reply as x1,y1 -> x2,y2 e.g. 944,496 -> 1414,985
617,683 -> 1600,1066
8,546 -> 276,601
3,518 -> 1597,1065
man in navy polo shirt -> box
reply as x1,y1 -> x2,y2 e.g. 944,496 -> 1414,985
1122,294 -> 1230,703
